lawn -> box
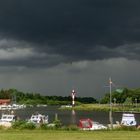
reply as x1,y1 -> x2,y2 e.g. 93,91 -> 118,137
0,130 -> 139,140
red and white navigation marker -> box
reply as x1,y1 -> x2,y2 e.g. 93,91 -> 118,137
71,89 -> 76,107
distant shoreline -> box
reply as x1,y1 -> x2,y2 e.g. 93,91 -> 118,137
60,104 -> 140,113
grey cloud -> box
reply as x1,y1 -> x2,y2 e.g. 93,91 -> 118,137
0,1 -> 140,98
1,37 -> 140,68
0,58 -> 140,98
0,0 -> 140,46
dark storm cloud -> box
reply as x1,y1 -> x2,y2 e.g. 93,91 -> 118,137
0,0 -> 140,67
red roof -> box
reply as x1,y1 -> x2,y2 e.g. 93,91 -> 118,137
0,99 -> 11,104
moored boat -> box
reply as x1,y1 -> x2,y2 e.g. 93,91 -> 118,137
0,113 -> 17,127
0,104 -> 26,110
28,113 -> 48,124
121,113 -> 137,126
78,118 -> 107,130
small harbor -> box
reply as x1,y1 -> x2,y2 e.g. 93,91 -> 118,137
0,105 -> 140,127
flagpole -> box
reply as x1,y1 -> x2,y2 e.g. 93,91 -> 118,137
109,77 -> 113,129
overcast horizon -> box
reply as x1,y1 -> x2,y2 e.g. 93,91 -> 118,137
0,0 -> 140,99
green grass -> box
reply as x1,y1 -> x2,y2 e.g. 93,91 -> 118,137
60,104 -> 140,112
0,130 -> 140,140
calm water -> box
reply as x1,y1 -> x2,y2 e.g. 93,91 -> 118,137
0,106 -> 140,125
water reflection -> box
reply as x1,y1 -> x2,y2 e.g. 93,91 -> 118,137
71,110 -> 76,124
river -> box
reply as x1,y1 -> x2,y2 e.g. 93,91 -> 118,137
0,106 -> 140,126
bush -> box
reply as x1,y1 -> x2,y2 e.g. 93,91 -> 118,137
22,122 -> 36,130
12,120 -> 26,129
53,119 -> 62,128
62,125 -> 79,131
12,121 -> 36,130
40,123 -> 49,130
114,125 -> 137,131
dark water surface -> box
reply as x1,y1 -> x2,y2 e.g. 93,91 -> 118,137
0,106 -> 140,126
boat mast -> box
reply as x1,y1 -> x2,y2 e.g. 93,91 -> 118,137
109,77 -> 113,129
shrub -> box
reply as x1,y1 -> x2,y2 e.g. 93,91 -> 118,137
12,121 -> 36,130
114,125 -> 137,131
62,125 -> 79,131
22,122 -> 36,130
53,119 -> 62,128
12,120 -> 26,129
40,123 -> 49,130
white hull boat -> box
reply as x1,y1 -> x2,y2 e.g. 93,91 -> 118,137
0,104 -> 26,110
121,113 -> 137,126
28,113 -> 48,124
0,114 -> 17,127
78,118 -> 107,130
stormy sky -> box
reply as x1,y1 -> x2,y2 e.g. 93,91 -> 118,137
0,0 -> 140,99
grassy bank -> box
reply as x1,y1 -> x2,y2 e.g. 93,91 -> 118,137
0,130 -> 139,140
60,104 -> 140,112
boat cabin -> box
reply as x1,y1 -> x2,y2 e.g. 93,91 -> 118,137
121,113 -> 137,126
29,114 -> 48,124
0,114 -> 17,122
78,119 -> 92,129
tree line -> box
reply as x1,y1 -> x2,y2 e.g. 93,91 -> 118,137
100,88 -> 140,104
0,88 -> 139,105
0,89 -> 97,105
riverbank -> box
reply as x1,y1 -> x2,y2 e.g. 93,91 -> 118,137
60,104 -> 140,112
0,130 -> 139,140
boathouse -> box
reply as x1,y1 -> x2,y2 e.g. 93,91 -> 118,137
0,99 -> 11,105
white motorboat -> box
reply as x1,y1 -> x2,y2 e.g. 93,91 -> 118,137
78,118 -> 107,130
121,113 -> 137,126
0,104 -> 26,110
0,113 -> 17,127
28,113 -> 48,124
